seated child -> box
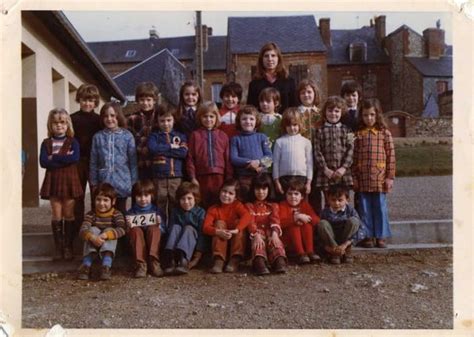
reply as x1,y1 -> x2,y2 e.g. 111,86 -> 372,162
126,180 -> 166,278
246,173 -> 287,275
317,185 -> 366,264
202,179 -> 252,274
279,178 -> 321,265
78,183 -> 126,281
163,182 -> 206,276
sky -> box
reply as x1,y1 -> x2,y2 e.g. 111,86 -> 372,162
64,11 -> 453,45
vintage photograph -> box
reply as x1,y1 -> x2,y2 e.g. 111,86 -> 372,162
15,8 -> 457,331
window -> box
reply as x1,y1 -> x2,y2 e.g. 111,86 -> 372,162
289,64 -> 308,84
349,42 -> 367,62
212,83 -> 223,103
171,49 -> 179,56
436,81 -> 448,95
125,50 -> 137,58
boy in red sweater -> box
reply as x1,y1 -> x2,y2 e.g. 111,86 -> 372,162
202,179 -> 252,273
279,178 -> 321,264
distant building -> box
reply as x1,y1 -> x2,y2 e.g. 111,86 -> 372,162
22,11 -> 125,206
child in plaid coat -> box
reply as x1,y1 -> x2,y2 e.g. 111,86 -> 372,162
352,98 -> 395,249
313,96 -> 354,198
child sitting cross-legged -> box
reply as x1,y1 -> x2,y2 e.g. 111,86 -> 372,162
78,183 -> 127,281
126,180 -> 166,278
317,185 -> 366,264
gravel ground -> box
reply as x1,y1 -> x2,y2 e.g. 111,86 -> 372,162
22,248 -> 452,329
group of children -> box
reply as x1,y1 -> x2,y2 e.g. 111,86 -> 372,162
39,74 -> 395,281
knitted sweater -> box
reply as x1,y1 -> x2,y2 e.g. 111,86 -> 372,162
147,129 -> 188,178
278,200 -> 320,228
80,208 -> 126,241
169,206 -> 206,232
126,203 -> 167,233
202,201 -> 251,236
90,128 -> 138,197
186,128 -> 233,179
39,136 -> 80,169
126,109 -> 156,171
230,131 -> 272,176
320,204 -> 366,244
272,133 -> 313,180
70,110 -> 101,160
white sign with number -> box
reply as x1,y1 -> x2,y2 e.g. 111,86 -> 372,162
126,213 -> 160,228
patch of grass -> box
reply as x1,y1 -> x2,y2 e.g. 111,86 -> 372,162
395,144 -> 452,177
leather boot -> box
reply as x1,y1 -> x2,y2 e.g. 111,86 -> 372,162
210,257 -> 225,274
253,256 -> 270,276
163,250 -> 175,275
272,256 -> 287,274
224,255 -> 241,273
51,220 -> 64,260
63,220 -> 75,260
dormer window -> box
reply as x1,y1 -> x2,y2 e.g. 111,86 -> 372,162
349,42 -> 367,62
125,50 -> 137,58
171,49 -> 179,56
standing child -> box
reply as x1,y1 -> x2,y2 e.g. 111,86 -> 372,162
352,98 -> 395,248
273,108 -> 313,197
187,101 -> 233,209
78,183 -> 126,281
176,80 -> 202,137
40,108 -> 83,260
230,105 -> 272,200
71,84 -> 102,259
148,104 -> 188,217
163,182 -> 206,275
296,79 -> 321,142
202,179 -> 252,274
340,80 -> 362,132
126,180 -> 166,278
313,96 -> 354,200
317,185 -> 365,264
127,82 -> 160,180
258,87 -> 282,147
90,102 -> 138,214
219,82 -> 242,139
246,174 -> 287,275
279,179 -> 320,264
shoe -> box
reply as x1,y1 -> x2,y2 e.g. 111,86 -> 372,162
63,220 -> 75,261
100,266 -> 112,280
134,262 -> 147,278
297,255 -> 310,265
376,239 -> 387,248
149,259 -> 164,277
329,256 -> 341,265
224,256 -> 241,273
253,256 -> 270,276
175,257 -> 189,275
210,257 -> 225,274
360,238 -> 375,248
308,253 -> 322,264
342,245 -> 354,264
51,220 -> 64,260
77,264 -> 90,280
188,251 -> 202,270
272,256 -> 287,274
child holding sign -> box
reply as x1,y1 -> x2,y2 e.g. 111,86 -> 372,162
126,180 -> 166,278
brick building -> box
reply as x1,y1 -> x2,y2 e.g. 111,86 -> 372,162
226,15 -> 328,103
322,16 -> 392,112
384,24 -> 452,116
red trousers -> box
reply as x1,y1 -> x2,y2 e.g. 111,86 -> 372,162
282,223 -> 314,256
251,229 -> 286,264
197,174 -> 224,208
128,225 -> 161,263
212,220 -> 246,261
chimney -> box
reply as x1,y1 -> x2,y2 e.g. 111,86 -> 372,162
423,27 -> 445,59
207,27 -> 213,36
375,15 -> 386,44
319,18 -> 331,47
202,25 -> 209,52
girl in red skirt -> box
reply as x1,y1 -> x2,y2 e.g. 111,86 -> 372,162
40,108 -> 83,260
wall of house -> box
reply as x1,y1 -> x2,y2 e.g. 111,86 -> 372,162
202,70 -> 227,102
327,64 -> 391,112
231,52 -> 327,105
22,14 -> 113,206
401,61 -> 424,115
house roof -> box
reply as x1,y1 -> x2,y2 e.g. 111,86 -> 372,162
405,56 -> 452,77
87,35 -> 226,71
28,11 -> 125,101
114,49 -> 186,105
386,24 -> 423,39
327,26 -> 390,65
228,15 -> 326,54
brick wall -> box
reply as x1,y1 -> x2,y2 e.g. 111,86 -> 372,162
402,60 -> 424,115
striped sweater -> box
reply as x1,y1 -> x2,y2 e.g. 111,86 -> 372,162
79,208 -> 126,241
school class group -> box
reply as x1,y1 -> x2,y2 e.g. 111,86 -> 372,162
39,42 -> 396,281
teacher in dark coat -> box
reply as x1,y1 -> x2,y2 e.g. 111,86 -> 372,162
247,42 -> 297,114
